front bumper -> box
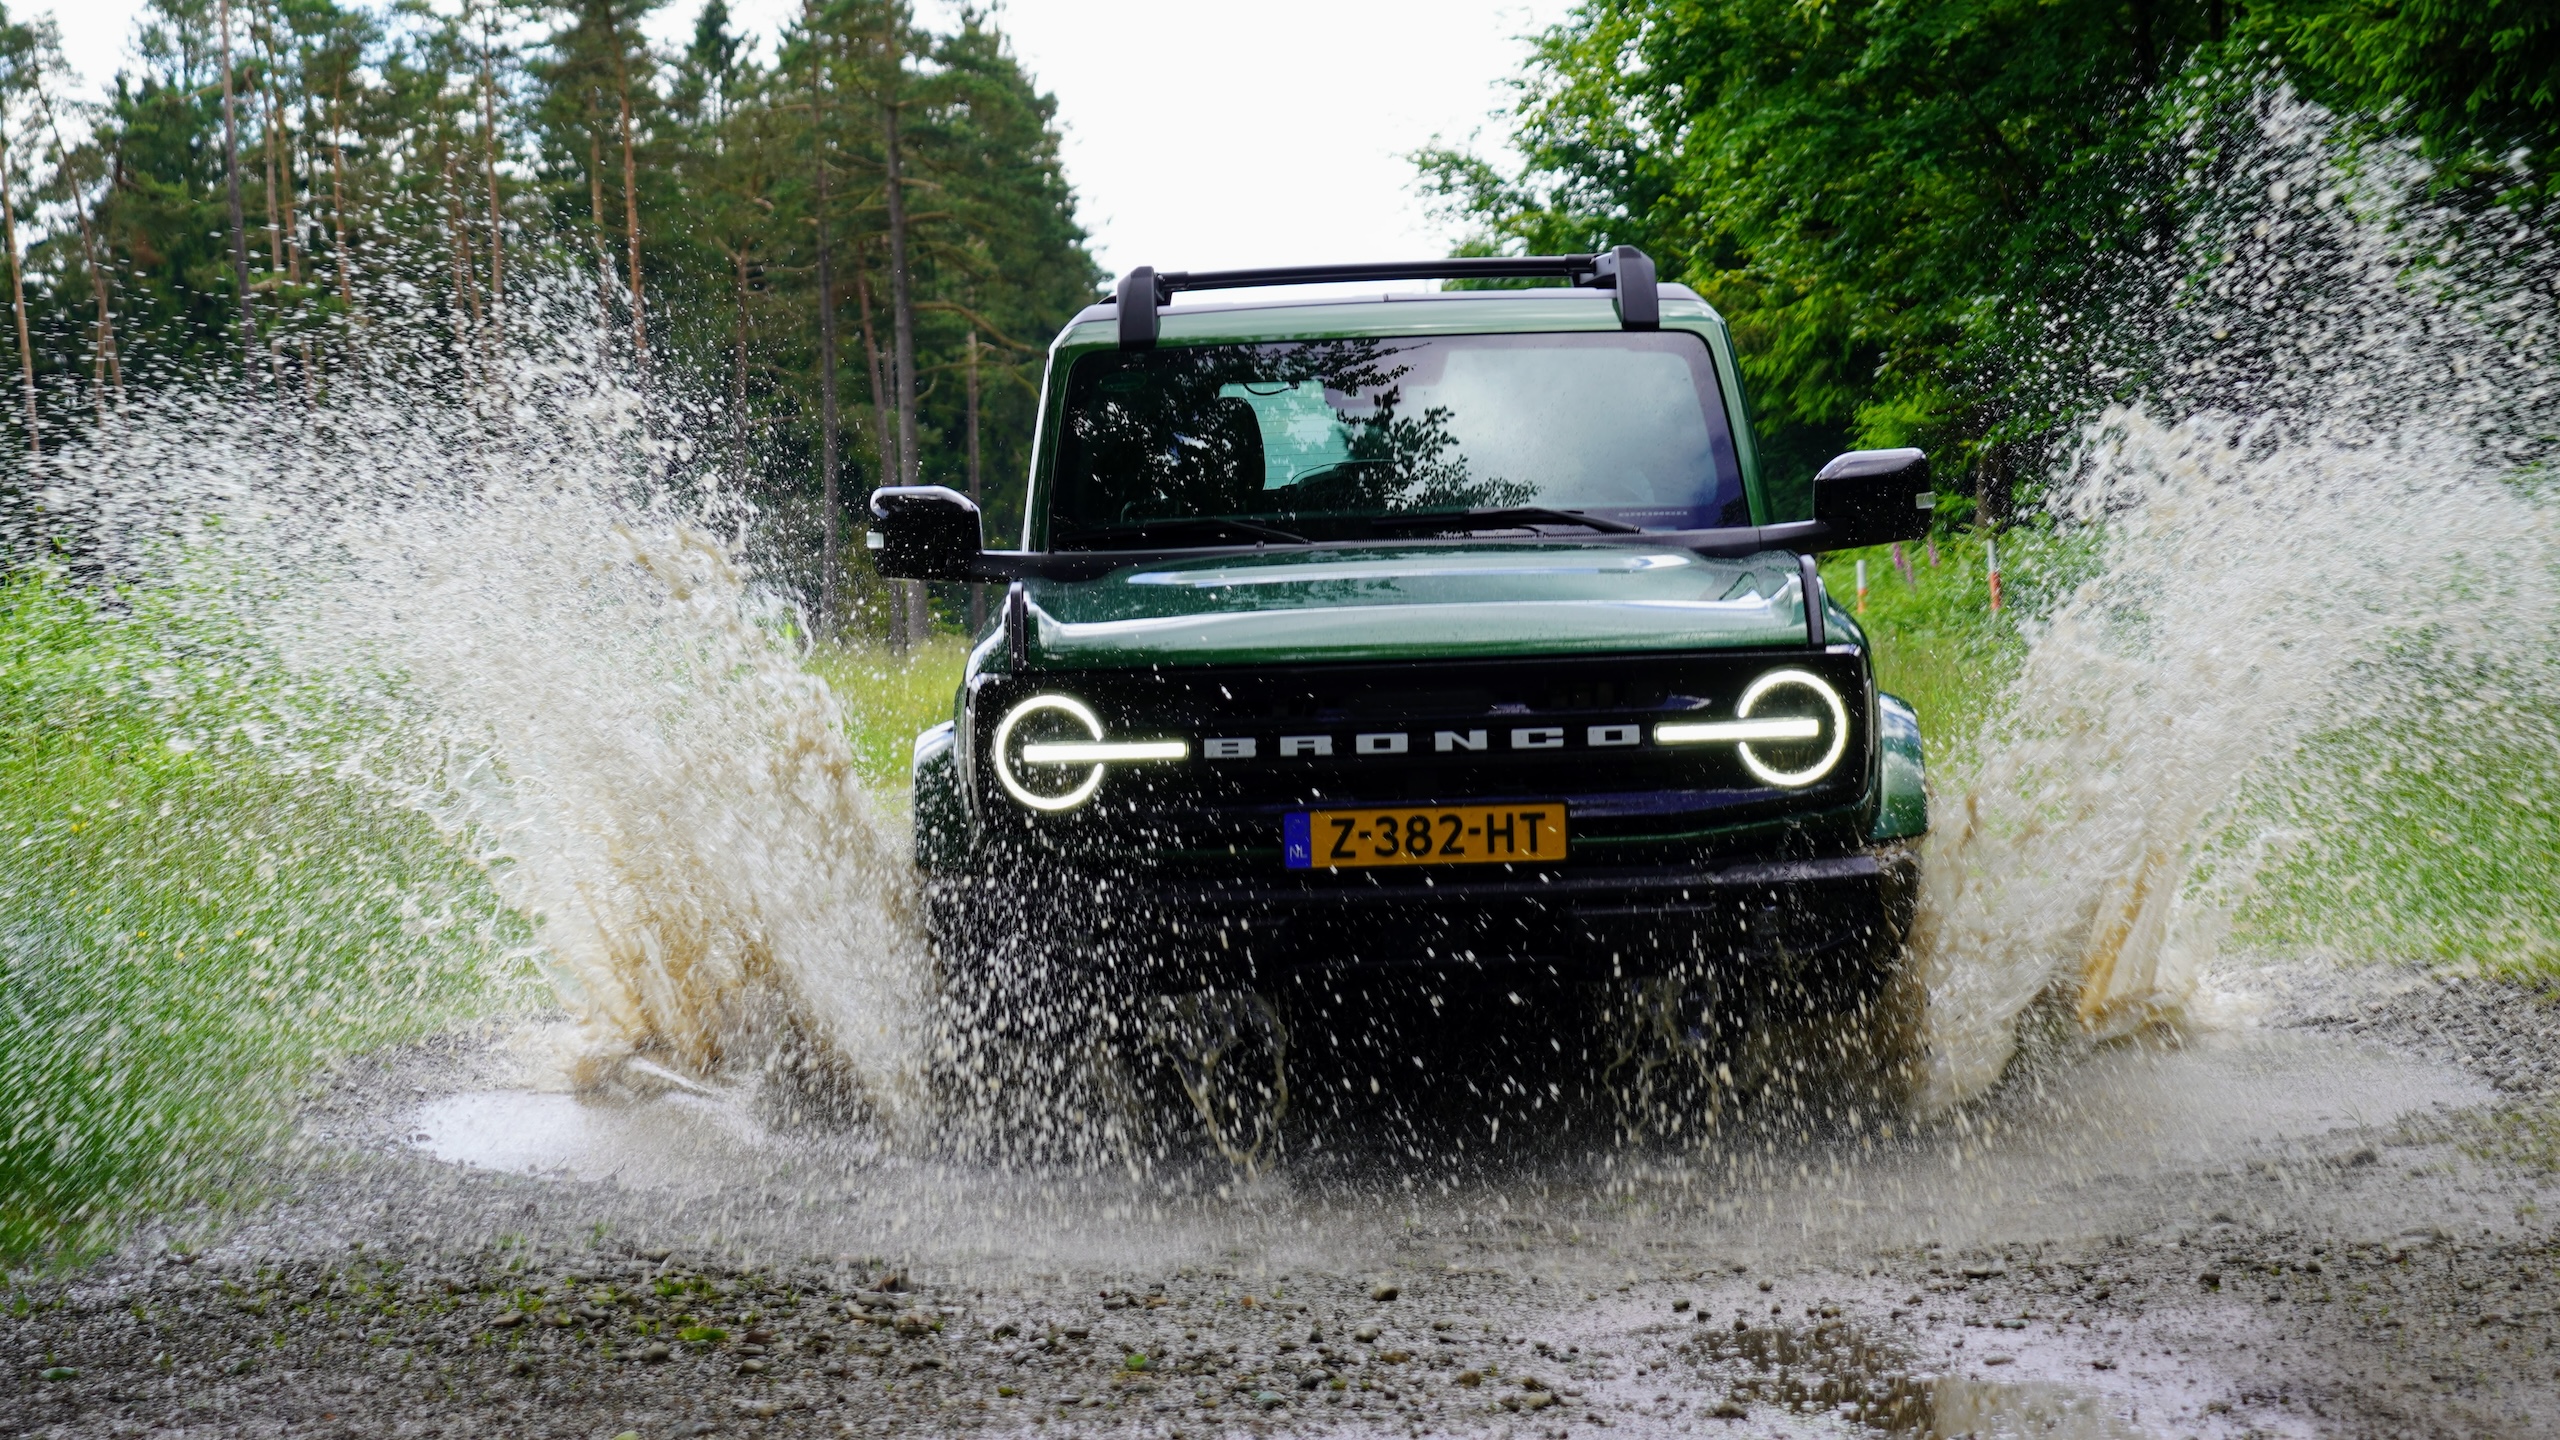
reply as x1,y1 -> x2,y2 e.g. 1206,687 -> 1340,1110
930,842 -> 1918,1002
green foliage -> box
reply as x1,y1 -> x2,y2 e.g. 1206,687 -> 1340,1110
805,628 -> 969,792
0,574 -> 522,1261
0,0 -> 1098,637
1419,1 -> 2556,509
2252,0 -> 2560,197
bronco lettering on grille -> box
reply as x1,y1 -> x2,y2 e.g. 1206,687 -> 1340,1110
1206,719 -> 1686,761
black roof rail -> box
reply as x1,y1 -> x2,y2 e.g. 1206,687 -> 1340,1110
1113,246 -> 1658,349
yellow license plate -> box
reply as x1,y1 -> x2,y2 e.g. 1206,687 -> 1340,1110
1284,803 -> 1566,869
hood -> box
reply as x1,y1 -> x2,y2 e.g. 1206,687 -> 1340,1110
1020,544 -> 1820,668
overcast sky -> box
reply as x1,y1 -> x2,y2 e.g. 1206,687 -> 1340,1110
39,0 -> 1570,292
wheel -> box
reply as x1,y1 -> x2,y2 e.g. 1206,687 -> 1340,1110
926,869 -> 1292,1172
1139,988 -> 1291,1175
1600,849 -> 1924,1142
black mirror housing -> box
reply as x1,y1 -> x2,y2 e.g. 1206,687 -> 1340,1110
868,485 -> 985,581
1811,448 -> 1934,551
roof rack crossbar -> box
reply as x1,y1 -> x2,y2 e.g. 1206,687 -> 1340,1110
1113,247 -> 1660,349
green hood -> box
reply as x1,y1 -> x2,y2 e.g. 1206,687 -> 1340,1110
1020,545 -> 1821,668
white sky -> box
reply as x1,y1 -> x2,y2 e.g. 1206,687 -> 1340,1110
40,0 -> 1570,292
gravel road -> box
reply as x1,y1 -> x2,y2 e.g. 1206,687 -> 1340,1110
10,961 -> 2560,1439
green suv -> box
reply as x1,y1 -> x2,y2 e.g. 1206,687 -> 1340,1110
870,249 -> 1932,1080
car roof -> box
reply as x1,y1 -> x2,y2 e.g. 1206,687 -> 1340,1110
1057,282 -> 1717,348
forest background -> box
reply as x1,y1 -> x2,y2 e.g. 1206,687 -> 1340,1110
1421,0 -> 2557,523
0,0 -> 1097,642
0,0 -> 2553,632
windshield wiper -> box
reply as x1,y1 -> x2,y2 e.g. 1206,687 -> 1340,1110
1055,516 -> 1312,549
1367,506 -> 1644,536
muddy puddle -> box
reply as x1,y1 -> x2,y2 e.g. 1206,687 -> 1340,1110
406,976 -> 2490,1265
1661,1318 -> 2160,1438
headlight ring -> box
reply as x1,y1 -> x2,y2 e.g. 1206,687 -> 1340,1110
1650,667 -> 1850,788
1733,668 -> 1849,788
990,694 -> 1187,812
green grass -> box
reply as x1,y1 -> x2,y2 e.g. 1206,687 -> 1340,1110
0,575 -> 521,1262
2231,709 -> 2560,979
807,632 -> 973,794
1819,531 -> 2070,769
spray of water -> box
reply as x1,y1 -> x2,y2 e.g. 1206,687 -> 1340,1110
1908,88 -> 2560,1109
19,290 -> 926,1128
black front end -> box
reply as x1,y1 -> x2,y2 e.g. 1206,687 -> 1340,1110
920,649 -> 1916,1007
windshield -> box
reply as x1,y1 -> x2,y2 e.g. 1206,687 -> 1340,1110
1045,331 -> 1750,547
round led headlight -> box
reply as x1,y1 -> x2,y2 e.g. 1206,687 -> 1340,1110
1732,668 -> 1849,788
990,694 -> 1188,812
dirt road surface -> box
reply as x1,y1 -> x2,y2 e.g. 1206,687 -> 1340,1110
10,961 -> 2560,1439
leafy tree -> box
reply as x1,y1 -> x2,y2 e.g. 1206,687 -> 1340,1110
1421,0 -> 2556,521
0,0 -> 1096,639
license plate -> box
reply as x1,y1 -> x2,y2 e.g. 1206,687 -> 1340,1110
1284,803 -> 1566,869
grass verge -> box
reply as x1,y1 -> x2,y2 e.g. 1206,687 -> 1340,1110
1819,531 -> 2055,769
0,575 -> 519,1263
807,632 -> 973,794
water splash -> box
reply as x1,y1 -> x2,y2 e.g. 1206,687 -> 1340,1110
19,289 -> 926,1123
1909,87 -> 2560,1108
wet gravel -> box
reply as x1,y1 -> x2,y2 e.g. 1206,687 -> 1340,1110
11,968 -> 2560,1439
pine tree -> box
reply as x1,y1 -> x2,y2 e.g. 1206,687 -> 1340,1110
0,0 -> 1098,638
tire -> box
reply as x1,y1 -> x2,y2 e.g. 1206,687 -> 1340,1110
1600,847 -> 1924,1141
926,868 -> 1291,1172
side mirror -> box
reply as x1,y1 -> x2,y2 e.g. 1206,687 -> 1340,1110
1812,448 -> 1934,550
867,486 -> 985,581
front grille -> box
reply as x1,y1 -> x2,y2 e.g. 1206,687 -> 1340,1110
964,650 -> 1875,861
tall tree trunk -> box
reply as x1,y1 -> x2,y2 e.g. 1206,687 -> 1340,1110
217,0 -> 259,382
613,53 -> 646,360
34,85 -> 119,409
476,1 -> 504,319
443,145 -> 483,346
808,0 -> 843,638
966,328 -> 983,633
879,9 -> 923,645
853,264 -> 906,651
0,133 -> 34,456
253,6 -> 287,279
587,119 -> 616,339
730,245 -> 751,471
880,67 -> 917,484
325,77 -> 358,316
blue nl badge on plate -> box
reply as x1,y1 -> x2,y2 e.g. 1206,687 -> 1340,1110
1283,812 -> 1313,869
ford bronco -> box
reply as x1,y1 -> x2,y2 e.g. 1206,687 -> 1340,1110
869,249 -> 1932,1119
